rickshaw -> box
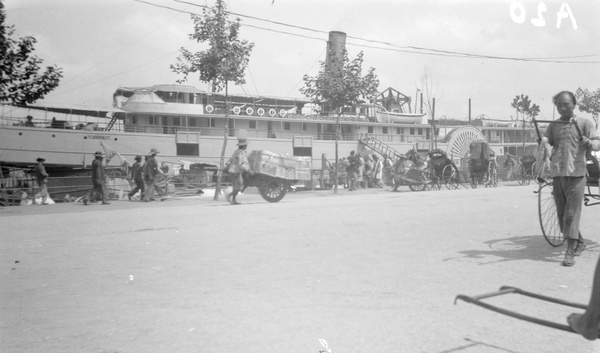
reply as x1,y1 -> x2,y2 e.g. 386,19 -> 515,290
516,145 -> 537,186
467,140 -> 498,188
455,120 -> 600,337
427,149 -> 460,190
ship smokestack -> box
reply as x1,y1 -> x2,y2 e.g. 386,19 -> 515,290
325,31 -> 346,72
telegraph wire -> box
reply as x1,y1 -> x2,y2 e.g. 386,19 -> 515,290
132,0 -> 599,64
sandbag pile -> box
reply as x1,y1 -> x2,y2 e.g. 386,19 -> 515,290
248,150 -> 311,181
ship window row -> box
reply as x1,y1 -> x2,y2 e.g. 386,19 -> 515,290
119,115 -> 537,145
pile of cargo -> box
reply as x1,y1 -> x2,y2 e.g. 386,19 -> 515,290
248,150 -> 311,181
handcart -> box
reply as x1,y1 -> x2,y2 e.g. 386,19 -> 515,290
391,150 -> 434,192
226,150 -> 311,203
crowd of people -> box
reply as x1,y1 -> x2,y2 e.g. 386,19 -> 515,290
31,147 -> 169,206
334,151 -> 396,191
80,147 -> 168,205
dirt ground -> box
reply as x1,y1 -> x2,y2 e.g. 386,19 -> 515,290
1,182 -> 600,353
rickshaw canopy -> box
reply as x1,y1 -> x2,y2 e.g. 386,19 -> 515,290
428,149 -> 447,160
470,140 -> 491,161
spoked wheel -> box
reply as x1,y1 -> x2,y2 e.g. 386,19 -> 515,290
488,163 -> 498,187
259,180 -> 288,203
517,164 -> 526,185
538,182 -> 565,247
522,164 -> 532,185
442,164 -> 460,190
532,161 -> 550,184
430,170 -> 442,191
469,173 -> 478,189
407,169 -> 428,192
532,162 -> 541,184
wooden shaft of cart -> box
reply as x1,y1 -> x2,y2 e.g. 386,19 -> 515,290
455,285 -> 596,337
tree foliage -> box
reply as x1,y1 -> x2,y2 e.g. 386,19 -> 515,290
171,0 -> 253,201
170,0 -> 253,92
511,94 -> 540,123
301,51 -> 379,115
0,2 -> 62,105
301,50 -> 379,193
576,87 -> 600,127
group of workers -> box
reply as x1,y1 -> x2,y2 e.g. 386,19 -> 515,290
32,147 -> 167,206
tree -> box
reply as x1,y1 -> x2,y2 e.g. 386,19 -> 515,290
0,1 -> 62,105
171,0 -> 253,200
576,88 -> 600,128
511,94 -> 540,150
301,50 -> 379,193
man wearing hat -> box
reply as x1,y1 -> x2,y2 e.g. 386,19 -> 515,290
83,151 -> 110,205
33,157 -> 49,204
224,137 -> 251,205
143,148 -> 166,202
127,155 -> 144,201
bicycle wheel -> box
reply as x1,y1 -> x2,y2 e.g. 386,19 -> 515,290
538,182 -> 565,247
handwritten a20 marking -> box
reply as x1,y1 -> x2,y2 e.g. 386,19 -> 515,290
510,2 -> 577,29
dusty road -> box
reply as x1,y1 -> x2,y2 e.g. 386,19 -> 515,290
1,183 -> 600,353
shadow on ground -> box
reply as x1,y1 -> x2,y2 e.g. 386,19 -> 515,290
434,337 -> 523,353
444,235 -> 599,266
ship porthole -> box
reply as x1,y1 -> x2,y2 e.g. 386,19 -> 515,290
52,135 -> 56,138
114,138 -> 118,141
84,136 -> 87,139
19,132 -> 22,136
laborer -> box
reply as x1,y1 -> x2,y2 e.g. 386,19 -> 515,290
225,137 -> 251,205
83,151 -> 110,205
544,90 -> 600,266
33,157 -> 49,204
127,155 -> 144,200
143,148 -> 167,202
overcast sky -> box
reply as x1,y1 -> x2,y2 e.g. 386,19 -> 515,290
4,0 -> 599,121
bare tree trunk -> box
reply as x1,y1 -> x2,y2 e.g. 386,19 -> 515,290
214,80 -> 229,200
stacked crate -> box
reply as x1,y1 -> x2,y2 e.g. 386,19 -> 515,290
248,150 -> 311,181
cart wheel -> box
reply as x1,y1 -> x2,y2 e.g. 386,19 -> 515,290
430,173 -> 441,191
492,167 -> 499,187
469,173 -> 478,189
406,168 -> 427,192
442,164 -> 459,190
538,182 -> 565,247
259,180 -> 288,203
516,164 -> 526,185
408,174 -> 428,192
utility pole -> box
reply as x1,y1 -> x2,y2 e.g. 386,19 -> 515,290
431,98 -> 436,149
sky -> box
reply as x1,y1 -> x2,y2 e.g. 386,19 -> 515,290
4,0 -> 600,121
